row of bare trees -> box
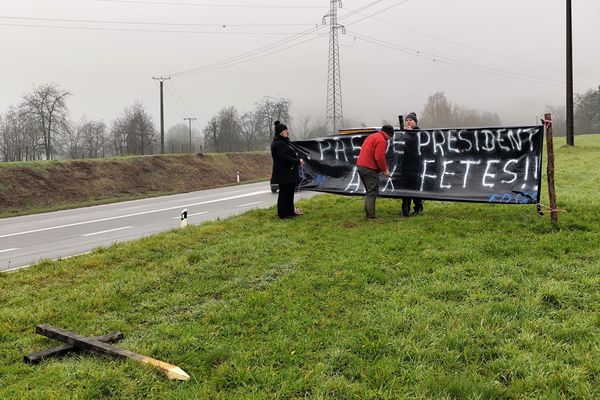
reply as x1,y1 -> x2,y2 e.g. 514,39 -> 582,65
545,86 -> 600,137
1,83 -> 157,162
0,84 -> 70,161
419,92 -> 502,129
4,83 -> 597,162
202,96 -> 293,153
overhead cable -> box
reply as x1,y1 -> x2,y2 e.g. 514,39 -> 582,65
96,0 -> 327,9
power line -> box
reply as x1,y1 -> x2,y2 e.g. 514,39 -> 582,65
158,82 -> 185,120
348,31 -> 589,90
342,0 -> 410,28
96,0 -> 327,9
166,0 -> 394,78
183,117 -> 197,153
166,81 -> 194,117
344,10 -> 600,82
0,22 -> 318,35
172,34 -> 326,78
0,15 -> 316,27
168,26 -> 324,77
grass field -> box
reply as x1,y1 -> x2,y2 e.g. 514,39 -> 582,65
1,135 -> 599,399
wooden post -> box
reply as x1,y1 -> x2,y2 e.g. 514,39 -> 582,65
24,332 -> 123,364
544,113 -> 558,224
36,325 -> 190,381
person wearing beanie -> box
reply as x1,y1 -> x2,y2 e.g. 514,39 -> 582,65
406,112 -> 418,127
355,125 -> 394,219
401,112 -> 424,216
271,121 -> 305,219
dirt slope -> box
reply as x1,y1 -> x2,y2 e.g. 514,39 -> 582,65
0,153 -> 272,216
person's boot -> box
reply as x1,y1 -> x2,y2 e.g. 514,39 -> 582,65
365,196 -> 376,219
401,198 -> 410,217
412,199 -> 424,215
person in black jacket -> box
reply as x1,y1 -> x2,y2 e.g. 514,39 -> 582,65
401,112 -> 424,216
271,121 -> 304,219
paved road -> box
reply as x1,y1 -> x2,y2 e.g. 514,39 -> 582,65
0,182 -> 316,272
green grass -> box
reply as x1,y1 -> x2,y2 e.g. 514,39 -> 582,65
1,135 -> 599,399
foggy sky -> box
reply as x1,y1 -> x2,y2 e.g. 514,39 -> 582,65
1,0 -> 599,135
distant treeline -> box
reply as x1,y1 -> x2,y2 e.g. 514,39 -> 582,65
2,83 -> 598,162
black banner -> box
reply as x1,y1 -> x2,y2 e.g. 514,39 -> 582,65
292,126 -> 544,204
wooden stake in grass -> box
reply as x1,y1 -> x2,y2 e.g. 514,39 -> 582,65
544,113 -> 558,225
35,325 -> 190,381
24,331 -> 123,365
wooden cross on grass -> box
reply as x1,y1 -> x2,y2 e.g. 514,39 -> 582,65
25,324 -> 190,381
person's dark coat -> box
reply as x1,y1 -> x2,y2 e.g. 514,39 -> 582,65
271,135 -> 301,185
400,127 -> 421,190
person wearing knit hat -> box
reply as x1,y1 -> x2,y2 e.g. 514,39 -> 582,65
401,112 -> 424,216
355,126 -> 393,219
271,121 -> 305,219
274,121 -> 288,136
406,112 -> 418,127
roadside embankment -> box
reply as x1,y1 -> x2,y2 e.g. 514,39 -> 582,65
0,152 -> 272,217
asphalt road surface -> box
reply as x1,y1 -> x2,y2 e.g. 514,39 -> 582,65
0,182 -> 317,273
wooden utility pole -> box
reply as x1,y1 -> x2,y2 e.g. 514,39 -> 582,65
153,76 -> 171,154
184,117 -> 197,153
544,113 -> 558,225
566,0 -> 574,146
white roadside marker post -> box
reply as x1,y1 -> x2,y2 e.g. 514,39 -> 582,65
180,209 -> 188,228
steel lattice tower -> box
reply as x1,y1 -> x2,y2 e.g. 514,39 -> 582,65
323,0 -> 345,134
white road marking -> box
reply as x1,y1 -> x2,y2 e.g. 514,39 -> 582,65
115,189 -> 245,211
82,226 -> 132,237
0,248 -> 18,254
0,190 -> 270,239
172,211 -> 208,219
237,202 -> 261,208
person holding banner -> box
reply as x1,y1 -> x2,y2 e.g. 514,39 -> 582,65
401,112 -> 424,217
271,121 -> 305,219
356,125 -> 394,219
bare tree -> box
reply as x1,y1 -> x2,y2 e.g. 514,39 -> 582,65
255,96 -> 292,145
201,106 -> 242,153
110,115 -> 128,156
420,91 -> 453,128
166,123 -> 190,153
545,105 -> 566,136
62,121 -> 82,159
240,111 -> 262,151
203,115 -> 219,153
296,115 -> 312,138
421,91 -> 501,128
20,83 -> 71,160
78,118 -> 108,158
1,108 -> 24,161
110,102 -> 157,155
217,106 -> 241,152
0,106 -> 47,161
575,85 -> 600,134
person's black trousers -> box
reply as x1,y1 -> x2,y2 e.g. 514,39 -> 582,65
402,197 -> 424,216
277,183 -> 296,218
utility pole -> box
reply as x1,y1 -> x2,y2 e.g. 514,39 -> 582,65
153,76 -> 171,154
323,0 -> 345,135
565,0 -> 574,146
184,117 -> 197,153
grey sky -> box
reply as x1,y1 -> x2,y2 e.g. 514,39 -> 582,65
1,0 -> 599,133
